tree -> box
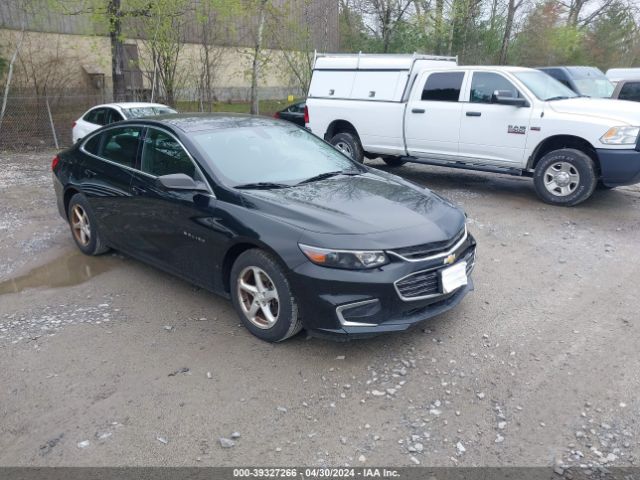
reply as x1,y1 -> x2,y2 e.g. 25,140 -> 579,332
499,0 -> 525,64
249,0 -> 268,115
140,0 -> 191,106
195,0 -> 237,110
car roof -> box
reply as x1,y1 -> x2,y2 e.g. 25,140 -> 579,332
90,102 -> 171,110
127,113 -> 285,133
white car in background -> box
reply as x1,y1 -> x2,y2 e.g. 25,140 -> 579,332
72,102 -> 177,143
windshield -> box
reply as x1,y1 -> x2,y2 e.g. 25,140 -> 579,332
514,71 -> 578,101
123,106 -> 177,118
571,71 -> 615,98
191,124 -> 362,187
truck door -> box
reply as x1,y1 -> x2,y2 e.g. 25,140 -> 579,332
459,71 -> 533,167
405,71 -> 466,159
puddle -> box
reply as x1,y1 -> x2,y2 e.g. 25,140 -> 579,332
0,250 -> 118,295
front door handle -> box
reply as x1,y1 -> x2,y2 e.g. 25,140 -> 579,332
411,108 -> 425,114
466,111 -> 482,117
84,169 -> 97,177
132,185 -> 147,195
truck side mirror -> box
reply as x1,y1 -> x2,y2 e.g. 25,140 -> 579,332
492,90 -> 529,107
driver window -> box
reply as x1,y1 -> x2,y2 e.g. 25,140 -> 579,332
470,72 -> 521,104
141,128 -> 203,181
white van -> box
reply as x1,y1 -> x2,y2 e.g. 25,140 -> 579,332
306,53 -> 640,206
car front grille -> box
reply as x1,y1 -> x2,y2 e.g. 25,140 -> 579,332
390,227 -> 466,261
395,270 -> 440,299
394,247 -> 476,301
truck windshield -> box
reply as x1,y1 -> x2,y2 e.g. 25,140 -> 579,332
568,69 -> 615,98
514,71 -> 578,101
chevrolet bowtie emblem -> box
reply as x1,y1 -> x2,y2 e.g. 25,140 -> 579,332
444,253 -> 456,265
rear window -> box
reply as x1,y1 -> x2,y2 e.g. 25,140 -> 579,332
123,106 -> 177,119
421,72 -> 464,102
82,127 -> 142,168
83,108 -> 107,125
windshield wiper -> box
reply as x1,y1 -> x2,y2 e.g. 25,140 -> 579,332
297,170 -> 361,185
234,182 -> 291,190
545,96 -> 570,101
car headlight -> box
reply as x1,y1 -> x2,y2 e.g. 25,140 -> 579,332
299,244 -> 388,269
600,126 -> 640,145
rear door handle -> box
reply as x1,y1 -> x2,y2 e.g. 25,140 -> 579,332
411,108 -> 425,114
466,111 -> 482,117
132,185 -> 147,195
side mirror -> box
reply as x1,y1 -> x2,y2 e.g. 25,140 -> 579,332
492,90 -> 529,107
156,173 -> 208,192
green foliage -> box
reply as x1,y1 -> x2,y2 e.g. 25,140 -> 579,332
339,0 -> 640,70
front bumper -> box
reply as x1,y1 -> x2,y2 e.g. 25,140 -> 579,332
596,148 -> 640,187
290,234 -> 476,339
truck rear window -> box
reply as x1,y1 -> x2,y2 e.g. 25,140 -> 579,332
421,72 -> 464,102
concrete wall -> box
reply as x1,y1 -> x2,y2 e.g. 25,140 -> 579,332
0,29 -> 306,102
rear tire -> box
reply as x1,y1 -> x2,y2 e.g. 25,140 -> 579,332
382,156 -> 407,167
67,193 -> 109,255
330,132 -> 364,163
533,148 -> 597,206
230,249 -> 302,342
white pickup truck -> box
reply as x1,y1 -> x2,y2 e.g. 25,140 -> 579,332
306,53 -> 640,206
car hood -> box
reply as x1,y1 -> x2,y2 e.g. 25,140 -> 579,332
547,98 -> 640,125
240,172 -> 465,247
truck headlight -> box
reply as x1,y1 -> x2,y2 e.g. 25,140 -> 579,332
299,244 -> 388,269
600,126 -> 640,145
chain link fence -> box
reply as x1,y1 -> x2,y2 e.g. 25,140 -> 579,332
0,94 -> 105,151
0,87 -> 303,151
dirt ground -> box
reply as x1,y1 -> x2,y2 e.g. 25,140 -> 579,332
1,150 -> 639,470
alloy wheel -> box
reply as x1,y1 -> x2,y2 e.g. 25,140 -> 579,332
334,141 -> 353,158
237,266 -> 280,329
71,204 -> 91,247
543,161 -> 580,197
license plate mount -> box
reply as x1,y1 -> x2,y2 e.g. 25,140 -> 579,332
441,261 -> 468,294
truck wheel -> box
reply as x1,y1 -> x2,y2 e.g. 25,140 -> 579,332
383,156 -> 407,167
533,148 -> 597,207
330,132 -> 364,163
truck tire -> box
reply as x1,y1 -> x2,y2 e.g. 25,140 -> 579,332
533,148 -> 597,207
330,132 -> 364,163
383,156 -> 407,167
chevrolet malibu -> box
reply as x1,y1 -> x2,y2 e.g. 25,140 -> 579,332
52,114 -> 476,342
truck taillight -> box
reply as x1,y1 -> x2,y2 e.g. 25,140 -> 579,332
304,105 -> 309,124
51,155 -> 60,171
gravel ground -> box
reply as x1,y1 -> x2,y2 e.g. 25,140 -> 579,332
0,150 -> 639,472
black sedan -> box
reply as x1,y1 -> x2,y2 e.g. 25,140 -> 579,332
273,101 -> 306,126
52,114 -> 476,342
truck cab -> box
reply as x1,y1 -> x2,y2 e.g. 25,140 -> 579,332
537,66 -> 614,98
307,55 -> 640,206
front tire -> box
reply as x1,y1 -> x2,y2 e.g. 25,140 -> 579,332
330,132 -> 364,163
230,249 -> 302,342
533,148 -> 597,206
67,193 -> 109,255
